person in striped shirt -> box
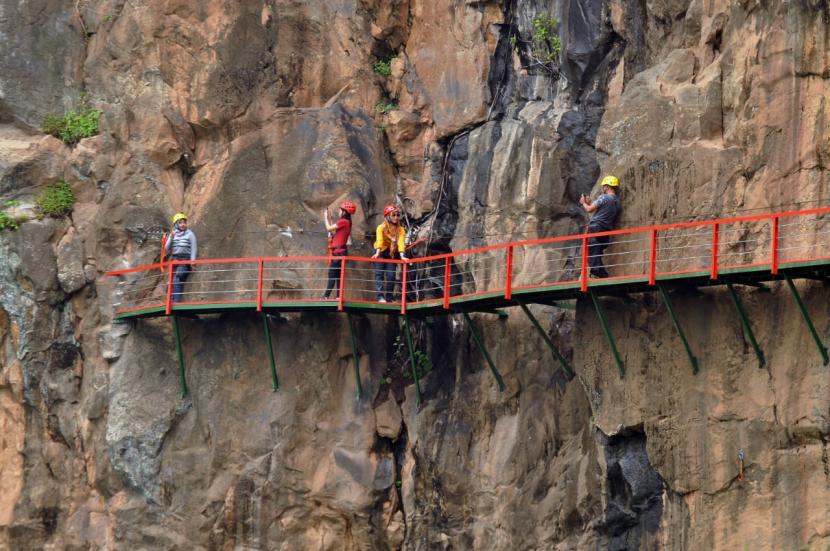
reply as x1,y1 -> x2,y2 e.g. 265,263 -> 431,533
164,212 -> 198,303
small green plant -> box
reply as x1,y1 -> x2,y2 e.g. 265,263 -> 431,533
42,96 -> 101,145
375,101 -> 398,115
509,35 -> 517,47
374,60 -> 391,76
35,181 -> 75,218
531,15 -> 561,63
0,212 -> 18,231
410,349 -> 433,378
373,54 -> 398,77
392,334 -> 434,380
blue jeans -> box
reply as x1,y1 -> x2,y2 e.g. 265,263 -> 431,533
374,252 -> 398,300
587,225 -> 611,276
172,263 -> 192,303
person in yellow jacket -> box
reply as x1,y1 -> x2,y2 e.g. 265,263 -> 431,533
371,204 -> 408,303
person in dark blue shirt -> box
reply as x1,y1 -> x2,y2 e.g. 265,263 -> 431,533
580,175 -> 621,278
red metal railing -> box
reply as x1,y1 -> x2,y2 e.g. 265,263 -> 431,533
107,207 -> 830,316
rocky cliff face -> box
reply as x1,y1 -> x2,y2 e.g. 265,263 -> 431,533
0,0 -> 829,549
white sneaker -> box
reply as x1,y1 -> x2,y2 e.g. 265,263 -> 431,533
378,297 -> 387,303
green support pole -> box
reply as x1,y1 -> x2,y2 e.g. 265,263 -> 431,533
588,291 -> 625,377
347,314 -> 364,400
656,284 -> 699,374
784,275 -> 829,365
262,314 -> 280,391
516,300 -> 574,378
726,284 -> 766,368
402,316 -> 423,406
462,312 -> 506,391
172,316 -> 188,398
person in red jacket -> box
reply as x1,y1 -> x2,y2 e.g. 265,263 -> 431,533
321,201 -> 356,300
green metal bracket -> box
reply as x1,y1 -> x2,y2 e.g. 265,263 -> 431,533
657,284 -> 699,374
529,299 -> 577,310
588,291 -> 625,377
469,308 -> 509,318
726,284 -> 765,368
462,312 -> 506,391
784,275 -> 829,365
347,314 -> 364,400
262,313 -> 280,391
172,316 -> 188,398
515,300 -> 574,378
747,282 -> 771,292
402,315 -> 423,406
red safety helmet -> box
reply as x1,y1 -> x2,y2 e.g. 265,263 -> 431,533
340,201 -> 357,214
383,204 -> 399,217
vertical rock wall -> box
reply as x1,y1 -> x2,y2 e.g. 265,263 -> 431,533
0,0 -> 828,549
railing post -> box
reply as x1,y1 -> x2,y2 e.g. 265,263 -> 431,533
505,246 -> 514,299
256,259 -> 264,312
580,235 -> 589,292
401,261 -> 407,315
443,256 -> 451,310
338,258 -> 347,312
771,216 -> 780,275
165,261 -> 174,315
710,223 -> 719,280
649,229 -> 657,285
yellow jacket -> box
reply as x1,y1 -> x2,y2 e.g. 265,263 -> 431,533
373,222 -> 406,255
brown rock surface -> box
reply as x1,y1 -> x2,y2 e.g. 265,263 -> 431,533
0,0 -> 828,549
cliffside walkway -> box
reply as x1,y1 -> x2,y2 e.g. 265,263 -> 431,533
107,206 -> 830,402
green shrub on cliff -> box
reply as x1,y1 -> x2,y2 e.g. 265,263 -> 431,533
375,101 -> 398,115
374,59 -> 392,77
0,212 -> 18,231
42,98 -> 101,145
531,15 -> 561,63
373,54 -> 398,77
0,201 -> 29,230
35,181 -> 75,218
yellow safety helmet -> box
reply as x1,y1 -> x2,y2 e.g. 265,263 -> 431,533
600,175 -> 619,188
172,212 -> 188,224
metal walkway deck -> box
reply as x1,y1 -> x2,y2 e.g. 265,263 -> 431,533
107,206 -> 830,401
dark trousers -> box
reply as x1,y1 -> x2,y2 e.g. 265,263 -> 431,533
323,251 -> 346,298
374,252 -> 398,300
587,231 -> 610,277
172,260 -> 192,303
